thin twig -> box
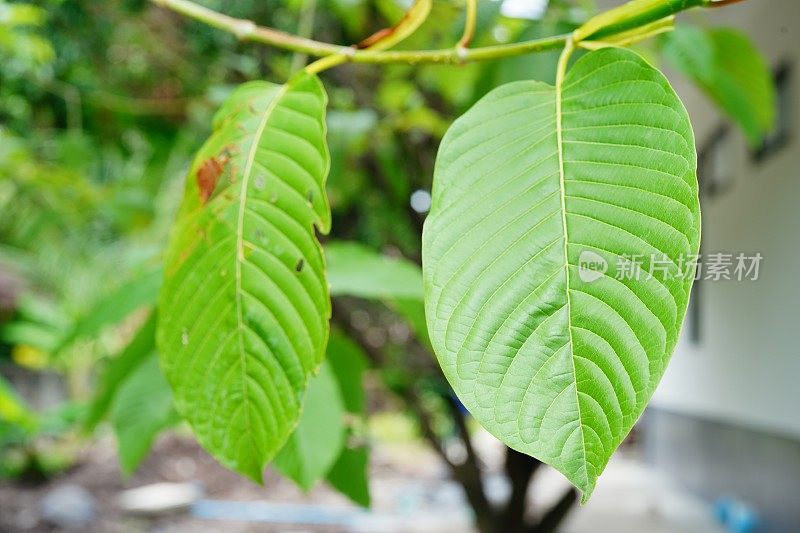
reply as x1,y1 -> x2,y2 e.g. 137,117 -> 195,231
457,0 -> 478,50
357,0 -> 431,51
151,0 -> 747,71
706,0 -> 747,6
150,0 -> 345,56
150,0 -> 567,64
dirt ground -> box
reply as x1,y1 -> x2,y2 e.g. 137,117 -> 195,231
0,432 -> 397,532
1,429 -> 727,533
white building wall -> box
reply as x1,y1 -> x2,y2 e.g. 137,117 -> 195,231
650,0 -> 800,438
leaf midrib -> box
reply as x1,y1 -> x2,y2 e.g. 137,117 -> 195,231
554,40 -> 590,494
234,82 -> 291,463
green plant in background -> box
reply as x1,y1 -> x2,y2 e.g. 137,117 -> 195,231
0,0 -> 776,531
0,372 -> 84,479
151,0 -> 772,502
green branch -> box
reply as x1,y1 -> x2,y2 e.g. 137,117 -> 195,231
150,0 -> 745,68
149,0 -> 345,56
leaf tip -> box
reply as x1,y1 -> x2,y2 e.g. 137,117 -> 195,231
231,454 -> 266,485
561,466 -> 597,505
242,466 -> 266,486
579,484 -> 595,505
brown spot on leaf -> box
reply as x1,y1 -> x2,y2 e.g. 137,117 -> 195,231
295,258 -> 304,273
196,153 -> 230,205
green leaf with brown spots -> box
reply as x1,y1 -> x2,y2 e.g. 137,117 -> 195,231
157,73 -> 331,482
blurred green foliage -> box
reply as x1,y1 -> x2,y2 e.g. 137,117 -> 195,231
2,0 -> 539,485
0,0 -> 590,386
0,0 -> 776,503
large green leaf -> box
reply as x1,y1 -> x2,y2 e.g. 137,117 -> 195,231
270,330 -> 370,500
157,73 -> 332,482
84,312 -> 157,431
326,241 -> 430,346
327,446 -> 370,507
85,313 -> 177,474
423,47 -> 700,501
326,241 -> 424,301
273,359 -> 345,490
111,354 -> 179,475
325,331 -> 370,506
325,330 -> 368,414
662,26 -> 776,147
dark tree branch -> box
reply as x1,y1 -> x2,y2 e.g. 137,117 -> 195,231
444,395 -> 496,533
531,487 -> 579,533
332,299 -> 496,532
445,394 -> 481,472
501,447 -> 542,532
